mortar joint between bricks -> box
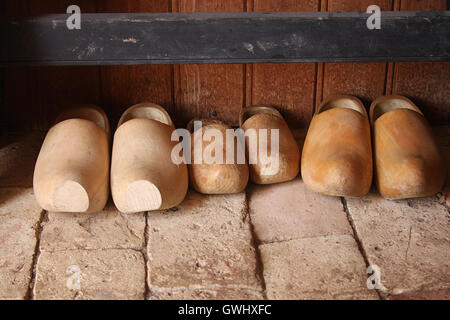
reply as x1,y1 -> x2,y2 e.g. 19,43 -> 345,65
25,210 -> 48,300
143,211 -> 151,300
340,197 -> 385,300
244,191 -> 268,299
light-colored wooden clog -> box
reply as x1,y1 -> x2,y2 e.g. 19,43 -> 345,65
301,95 -> 372,197
370,95 -> 446,199
240,105 -> 300,184
33,105 -> 110,213
187,119 -> 249,194
111,103 -> 188,213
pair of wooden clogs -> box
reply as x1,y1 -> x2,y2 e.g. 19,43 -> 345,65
34,103 -> 188,214
188,106 -> 300,194
302,95 -> 446,199
34,102 -> 300,213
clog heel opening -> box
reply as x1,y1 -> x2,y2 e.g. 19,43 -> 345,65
318,98 -> 366,116
371,97 -> 423,123
118,103 -> 173,128
55,105 -> 110,135
239,105 -> 283,127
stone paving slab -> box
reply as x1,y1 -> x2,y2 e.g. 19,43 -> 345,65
260,234 -> 379,300
34,249 -> 146,300
345,193 -> 450,297
0,132 -> 44,187
150,286 -> 264,300
147,191 -> 262,290
387,288 -> 450,300
248,179 -> 352,243
0,188 -> 41,299
40,201 -> 146,251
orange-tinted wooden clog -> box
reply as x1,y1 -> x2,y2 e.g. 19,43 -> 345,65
370,95 -> 446,199
301,95 -> 372,197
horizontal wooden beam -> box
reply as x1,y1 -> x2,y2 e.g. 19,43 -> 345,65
0,11 -> 449,66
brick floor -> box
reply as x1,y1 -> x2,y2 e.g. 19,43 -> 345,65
40,202 -> 146,251
147,191 -> 262,292
345,192 -> 450,297
248,179 -> 352,243
0,130 -> 449,300
0,188 -> 42,299
260,235 -> 379,299
34,249 -> 146,300
387,288 -> 450,300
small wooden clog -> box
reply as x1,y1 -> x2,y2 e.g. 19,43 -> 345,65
240,105 -> 300,184
370,95 -> 446,199
301,95 -> 372,197
111,103 -> 188,213
33,105 -> 110,213
187,119 -> 249,194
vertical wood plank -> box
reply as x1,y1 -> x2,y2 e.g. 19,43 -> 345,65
321,0 -> 393,108
27,0 -> 101,130
99,0 -> 172,128
384,0 -> 400,95
173,0 -> 245,127
392,0 -> 449,124
250,0 -> 320,128
315,1 -> 327,113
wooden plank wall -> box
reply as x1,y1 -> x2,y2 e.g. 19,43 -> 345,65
1,0 -> 449,131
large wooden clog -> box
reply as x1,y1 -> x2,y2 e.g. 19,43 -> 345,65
33,105 -> 110,213
370,95 -> 446,199
301,95 -> 372,197
240,105 -> 300,184
187,119 -> 249,194
111,103 -> 188,213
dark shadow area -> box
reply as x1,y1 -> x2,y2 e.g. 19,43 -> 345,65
0,131 -> 44,187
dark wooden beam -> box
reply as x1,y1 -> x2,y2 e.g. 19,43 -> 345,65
0,11 -> 449,66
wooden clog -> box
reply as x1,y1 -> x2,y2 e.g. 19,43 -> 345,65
301,95 -> 372,197
33,105 -> 110,213
240,105 -> 300,184
187,119 -> 249,194
111,103 -> 188,213
370,95 -> 446,199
